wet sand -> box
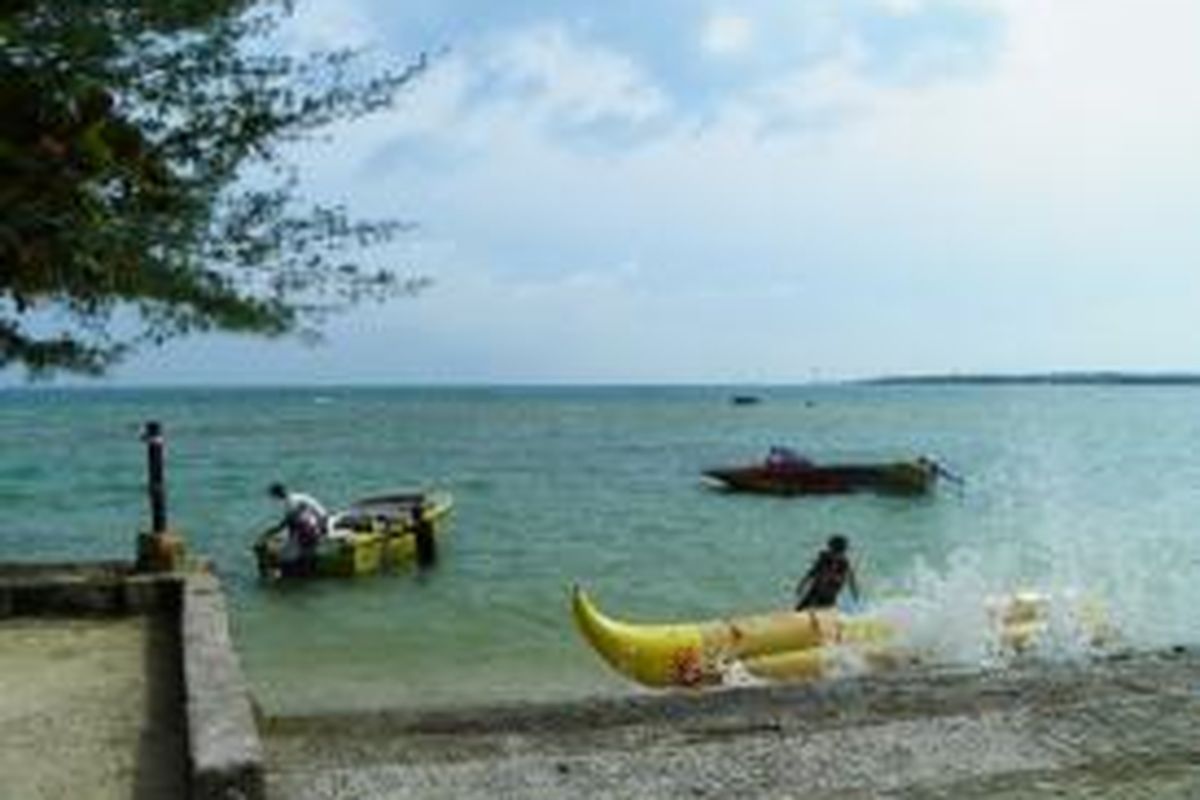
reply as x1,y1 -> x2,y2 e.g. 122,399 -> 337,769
263,646 -> 1200,799
0,616 -> 186,800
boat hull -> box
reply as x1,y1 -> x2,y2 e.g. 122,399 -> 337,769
704,460 -> 935,496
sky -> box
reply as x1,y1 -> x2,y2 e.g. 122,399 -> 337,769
100,1 -> 1200,384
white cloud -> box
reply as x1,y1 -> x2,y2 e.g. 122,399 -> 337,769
483,24 -> 670,127
713,38 -> 875,134
701,12 -> 755,57
875,0 -> 925,16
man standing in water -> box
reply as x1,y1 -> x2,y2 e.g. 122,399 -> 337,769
795,534 -> 860,610
265,482 -> 329,575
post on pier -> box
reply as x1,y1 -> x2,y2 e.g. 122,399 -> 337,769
136,421 -> 186,572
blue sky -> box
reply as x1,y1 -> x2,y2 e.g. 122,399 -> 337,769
100,1 -> 1200,384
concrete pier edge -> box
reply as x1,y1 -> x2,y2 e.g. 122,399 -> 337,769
183,568 -> 266,800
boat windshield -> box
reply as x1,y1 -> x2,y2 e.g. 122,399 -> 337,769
765,446 -> 810,467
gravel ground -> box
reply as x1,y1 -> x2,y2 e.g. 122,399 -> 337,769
263,647 -> 1200,799
0,616 -> 186,800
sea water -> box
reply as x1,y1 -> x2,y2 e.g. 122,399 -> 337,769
2,383 -> 1200,712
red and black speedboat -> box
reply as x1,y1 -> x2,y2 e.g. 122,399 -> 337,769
703,448 -> 945,496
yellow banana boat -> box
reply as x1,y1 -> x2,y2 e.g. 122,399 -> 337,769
571,586 -> 1111,689
571,586 -> 895,688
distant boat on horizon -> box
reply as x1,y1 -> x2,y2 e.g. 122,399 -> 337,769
730,394 -> 763,406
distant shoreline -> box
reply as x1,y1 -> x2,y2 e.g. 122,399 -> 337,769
4,372 -> 1200,391
864,372 -> 1200,386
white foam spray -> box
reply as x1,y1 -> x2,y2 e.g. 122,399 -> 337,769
871,512 -> 1200,673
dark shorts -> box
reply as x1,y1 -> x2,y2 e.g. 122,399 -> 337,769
796,588 -> 839,610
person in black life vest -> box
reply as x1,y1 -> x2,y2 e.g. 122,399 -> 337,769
795,534 -> 859,610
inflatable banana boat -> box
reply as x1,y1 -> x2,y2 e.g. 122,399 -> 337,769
571,586 -> 1109,689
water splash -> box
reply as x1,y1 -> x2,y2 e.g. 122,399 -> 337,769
867,496 -> 1200,675
865,543 -> 1128,673
878,548 -> 997,667
1036,519 -> 1200,652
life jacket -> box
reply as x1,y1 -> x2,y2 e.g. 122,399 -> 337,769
811,551 -> 848,594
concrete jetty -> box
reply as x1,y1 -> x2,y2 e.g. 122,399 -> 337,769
0,562 -> 262,800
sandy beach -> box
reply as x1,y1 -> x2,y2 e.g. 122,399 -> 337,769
261,646 -> 1200,799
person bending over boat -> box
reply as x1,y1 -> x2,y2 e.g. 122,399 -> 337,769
266,483 -> 329,574
794,535 -> 860,610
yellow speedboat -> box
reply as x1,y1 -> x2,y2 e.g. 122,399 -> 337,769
254,490 -> 453,580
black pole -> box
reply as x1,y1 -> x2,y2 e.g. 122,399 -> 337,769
143,421 -> 167,536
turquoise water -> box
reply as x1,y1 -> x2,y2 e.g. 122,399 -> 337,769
3,384 -> 1200,712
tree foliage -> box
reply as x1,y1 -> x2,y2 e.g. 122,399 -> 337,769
0,0 -> 427,376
